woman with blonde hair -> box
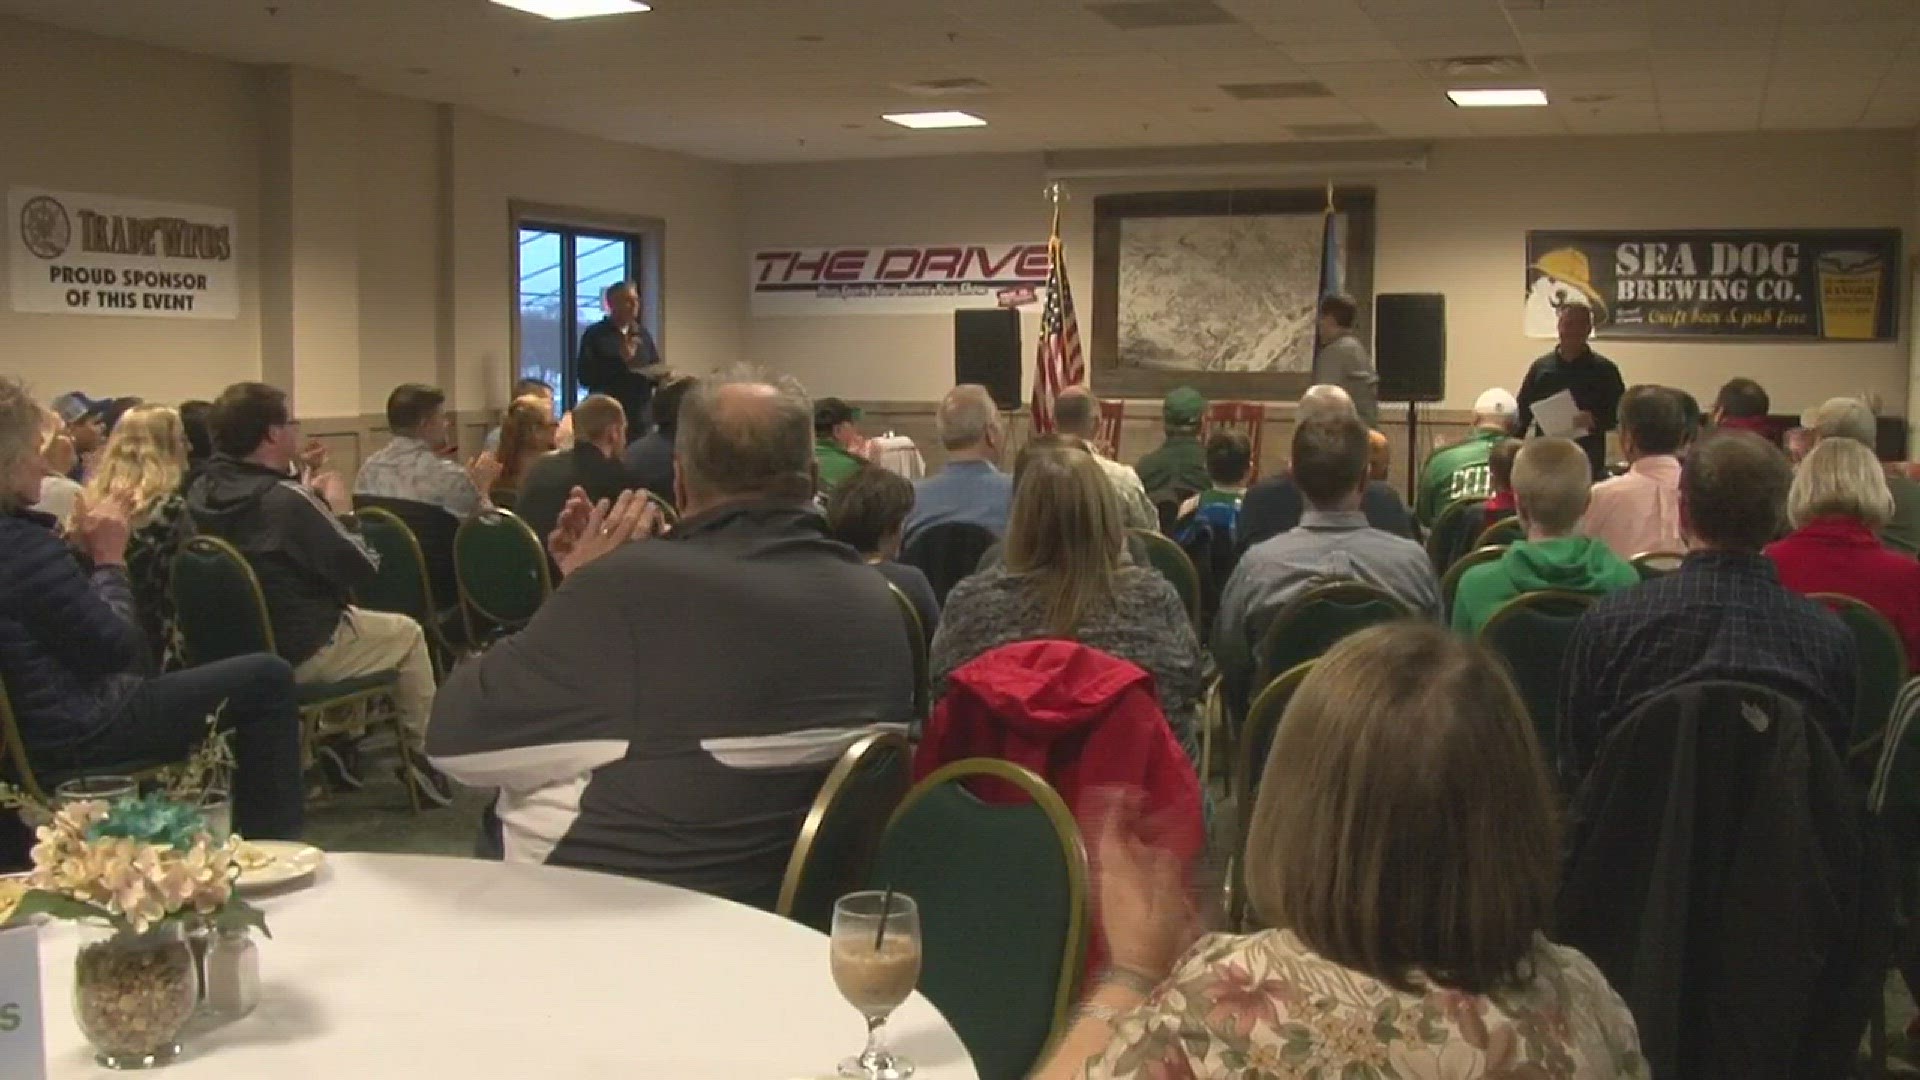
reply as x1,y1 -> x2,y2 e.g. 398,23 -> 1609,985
1034,622 -> 1647,1079
492,396 -> 559,503
84,403 -> 195,671
929,436 -> 1207,755
1767,434 -> 1920,669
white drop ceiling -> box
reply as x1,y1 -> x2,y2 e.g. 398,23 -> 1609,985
2,0 -> 1915,163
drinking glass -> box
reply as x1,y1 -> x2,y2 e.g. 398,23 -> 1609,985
198,787 -> 233,842
54,775 -> 135,806
831,891 -> 922,1080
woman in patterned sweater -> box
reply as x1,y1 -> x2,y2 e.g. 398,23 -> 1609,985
83,404 -> 195,673
1033,622 -> 1647,1080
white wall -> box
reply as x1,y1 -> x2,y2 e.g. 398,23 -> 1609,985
744,131 -> 1915,416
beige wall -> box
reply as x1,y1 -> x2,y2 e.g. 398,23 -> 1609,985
745,131 -> 1915,419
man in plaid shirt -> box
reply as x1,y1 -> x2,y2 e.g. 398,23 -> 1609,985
1559,430 -> 1856,788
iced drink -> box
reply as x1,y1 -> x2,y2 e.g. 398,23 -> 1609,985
832,934 -> 922,1018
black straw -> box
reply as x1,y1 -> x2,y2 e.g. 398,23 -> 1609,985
873,885 -> 894,951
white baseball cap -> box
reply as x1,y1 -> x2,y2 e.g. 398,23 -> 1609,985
1474,388 -> 1518,418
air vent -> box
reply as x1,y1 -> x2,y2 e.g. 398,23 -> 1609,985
1088,1 -> 1239,30
1221,81 -> 1331,100
1430,55 -> 1527,78
1288,122 -> 1385,139
892,77 -> 994,98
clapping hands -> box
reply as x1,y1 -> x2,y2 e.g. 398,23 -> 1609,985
547,487 -> 666,578
67,491 -> 136,568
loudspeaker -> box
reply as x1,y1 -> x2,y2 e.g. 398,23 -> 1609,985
954,308 -> 1023,411
1374,293 -> 1446,404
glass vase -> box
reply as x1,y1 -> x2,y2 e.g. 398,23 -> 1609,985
72,921 -> 198,1069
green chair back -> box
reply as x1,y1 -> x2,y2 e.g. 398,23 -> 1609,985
1631,550 -> 1686,580
1440,544 -> 1509,621
871,759 -> 1086,1080
353,507 -> 437,627
1871,678 -> 1920,842
1427,497 -> 1487,573
886,583 -> 930,719
170,535 -> 277,665
1130,528 -> 1202,630
1479,590 -> 1597,763
1228,661 -> 1313,929
776,731 -> 911,933
455,509 -> 552,632
1474,515 -> 1524,550
1812,592 -> 1909,765
1253,580 -> 1409,692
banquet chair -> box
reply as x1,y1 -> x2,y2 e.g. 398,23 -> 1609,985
1202,401 -> 1266,482
1631,550 -> 1686,580
1095,398 -> 1125,459
1474,514 -> 1525,550
0,672 -> 48,803
352,495 -> 461,627
641,489 -> 679,529
1812,592 -> 1909,770
1426,497 -> 1489,574
1130,528 -> 1202,631
871,758 -> 1086,1080
1867,677 -> 1920,1080
775,730 -> 911,934
1440,544 -> 1510,622
900,522 -> 997,606
886,583 -> 930,720
454,509 -> 552,646
1478,590 -> 1597,768
351,506 -> 458,677
170,536 -> 422,810
1226,660 -> 1313,931
1251,580 -> 1409,699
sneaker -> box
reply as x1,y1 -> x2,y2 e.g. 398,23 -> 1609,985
314,740 -> 364,792
402,759 -> 455,808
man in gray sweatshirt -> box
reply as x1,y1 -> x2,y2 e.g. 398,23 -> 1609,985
1312,292 -> 1378,427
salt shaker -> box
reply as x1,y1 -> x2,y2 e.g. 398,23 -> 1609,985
203,925 -> 259,1018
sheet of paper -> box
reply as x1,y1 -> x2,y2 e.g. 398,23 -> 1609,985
0,926 -> 45,1080
1529,389 -> 1581,438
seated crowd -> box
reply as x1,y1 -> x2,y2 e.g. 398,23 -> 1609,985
12,342 -> 1920,1078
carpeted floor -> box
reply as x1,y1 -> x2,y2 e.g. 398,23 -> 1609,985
301,771 -> 489,858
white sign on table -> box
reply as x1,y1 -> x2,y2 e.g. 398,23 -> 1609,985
8,185 -> 239,320
0,926 -> 46,1080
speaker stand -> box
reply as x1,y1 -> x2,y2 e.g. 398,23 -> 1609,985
1404,400 -> 1420,499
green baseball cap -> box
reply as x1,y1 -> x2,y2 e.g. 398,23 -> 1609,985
1163,387 -> 1206,427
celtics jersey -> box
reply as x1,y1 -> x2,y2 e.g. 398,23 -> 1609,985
1416,430 -> 1504,525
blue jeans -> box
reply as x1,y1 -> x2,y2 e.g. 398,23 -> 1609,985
71,655 -> 305,839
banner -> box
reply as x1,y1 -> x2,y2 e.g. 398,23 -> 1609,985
1524,229 -> 1900,341
9,186 -> 238,319
750,242 -> 1049,316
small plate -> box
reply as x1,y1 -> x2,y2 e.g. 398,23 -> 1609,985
234,841 -> 326,893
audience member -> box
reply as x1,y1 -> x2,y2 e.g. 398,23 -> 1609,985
812,397 -> 867,494
0,377 -> 303,838
931,439 -> 1207,760
1483,437 -> 1522,517
1054,387 -> 1159,532
1767,437 -> 1920,670
493,396 -> 559,499
179,399 -> 214,484
902,384 -> 1012,541
354,383 -> 500,520
83,404 -> 197,672
1176,432 -> 1251,526
621,373 -> 695,504
1517,302 -> 1626,480
1710,377 -> 1777,446
1215,414 -> 1440,709
50,392 -> 109,481
99,397 -> 144,435
484,378 -> 554,452
187,382 -> 450,805
1313,292 -> 1378,425
825,464 -> 940,638
29,407 -> 81,525
1560,432 -> 1856,786
429,370 -> 913,908
1804,395 -> 1920,555
1235,385 -> 1415,552
1452,438 -> 1638,634
1032,622 -> 1645,1080
515,394 -> 635,544
1132,387 -> 1210,498
1583,385 -> 1688,559
1414,388 -> 1516,525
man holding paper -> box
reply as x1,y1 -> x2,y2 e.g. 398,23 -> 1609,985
1516,303 -> 1625,479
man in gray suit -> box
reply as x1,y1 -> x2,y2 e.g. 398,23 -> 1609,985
1312,293 -> 1377,426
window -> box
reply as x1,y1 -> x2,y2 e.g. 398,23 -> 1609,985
515,223 -> 644,411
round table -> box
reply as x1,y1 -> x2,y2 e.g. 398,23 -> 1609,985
41,853 -> 977,1079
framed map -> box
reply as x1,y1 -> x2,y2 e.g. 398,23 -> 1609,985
1092,188 -> 1376,400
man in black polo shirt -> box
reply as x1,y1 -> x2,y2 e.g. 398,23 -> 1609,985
1516,303 -> 1626,480
577,281 -> 662,443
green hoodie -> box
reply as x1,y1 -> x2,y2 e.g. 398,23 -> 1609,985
1452,535 -> 1639,634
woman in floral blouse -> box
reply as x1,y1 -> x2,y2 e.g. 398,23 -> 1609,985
1033,622 -> 1648,1080
83,404 -> 195,673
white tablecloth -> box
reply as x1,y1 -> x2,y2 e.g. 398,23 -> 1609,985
41,853 -> 977,1079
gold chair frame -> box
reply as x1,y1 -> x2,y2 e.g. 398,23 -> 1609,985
1474,516 -> 1524,550
454,508 -> 553,645
1226,660 -> 1313,930
1810,591 -> 1910,766
774,729 -> 910,920
885,582 -> 930,719
352,506 -> 454,678
1129,527 -> 1204,631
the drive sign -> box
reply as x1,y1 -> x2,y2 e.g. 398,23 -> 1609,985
749,242 -> 1050,316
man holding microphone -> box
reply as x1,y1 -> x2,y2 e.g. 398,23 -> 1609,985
577,280 -> 664,443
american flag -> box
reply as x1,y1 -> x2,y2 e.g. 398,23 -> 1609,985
1029,205 -> 1084,435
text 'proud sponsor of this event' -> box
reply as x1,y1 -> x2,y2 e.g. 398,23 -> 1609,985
10,186 -> 238,320
750,242 -> 1050,316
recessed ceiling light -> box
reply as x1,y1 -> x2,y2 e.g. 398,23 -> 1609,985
490,0 -> 649,21
1447,88 -> 1549,108
881,110 -> 987,130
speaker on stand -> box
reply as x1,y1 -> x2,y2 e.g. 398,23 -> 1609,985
1373,293 -> 1447,496
953,308 -> 1024,412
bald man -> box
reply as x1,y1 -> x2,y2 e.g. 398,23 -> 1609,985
1234,384 -> 1416,552
1053,387 -> 1159,531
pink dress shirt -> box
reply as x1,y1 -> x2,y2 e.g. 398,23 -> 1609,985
1583,454 -> 1685,559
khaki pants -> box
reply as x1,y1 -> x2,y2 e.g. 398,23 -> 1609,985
294,608 -> 434,744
